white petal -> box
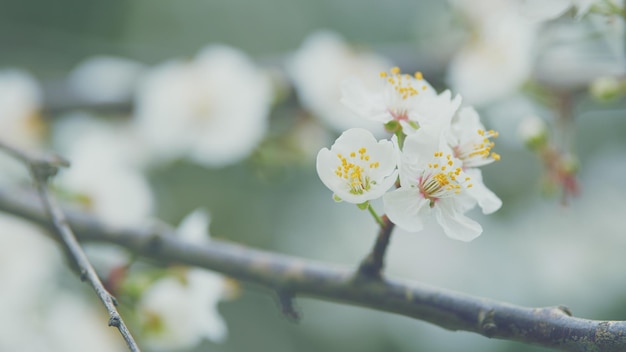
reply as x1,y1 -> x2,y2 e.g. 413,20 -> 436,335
187,270 -> 228,343
399,128 -> 452,178
287,30 -> 391,134
0,69 -> 43,149
366,139 -> 398,178
134,46 -> 271,168
177,209 -> 211,244
434,199 -> 483,241
315,147 -> 343,194
415,90 -> 462,130
465,168 -> 502,214
334,168 -> 398,204
383,188 -> 430,232
340,78 -> 389,123
452,106 -> 483,140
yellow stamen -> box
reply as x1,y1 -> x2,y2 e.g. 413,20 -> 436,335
335,147 -> 381,195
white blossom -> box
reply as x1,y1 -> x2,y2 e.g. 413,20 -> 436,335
52,113 -> 154,228
0,69 -> 45,186
138,209 -> 229,351
288,30 -> 391,134
518,114 -> 549,144
448,107 -> 501,169
0,214 -> 122,351
134,45 -> 272,167
447,1 -> 538,106
0,69 -> 43,148
446,107 -> 502,214
316,128 -> 398,204
533,15 -> 625,88
341,67 -> 460,134
383,129 -> 483,241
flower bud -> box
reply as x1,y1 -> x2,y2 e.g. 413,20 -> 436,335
590,76 -> 621,101
518,115 -> 548,150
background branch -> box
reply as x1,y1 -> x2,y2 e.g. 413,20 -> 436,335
0,142 -> 140,352
0,188 -> 625,352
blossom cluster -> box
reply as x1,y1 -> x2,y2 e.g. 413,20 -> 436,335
317,67 -> 502,241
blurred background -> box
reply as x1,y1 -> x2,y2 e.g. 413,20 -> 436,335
1,0 -> 626,351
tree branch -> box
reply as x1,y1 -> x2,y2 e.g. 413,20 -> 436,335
0,141 -> 140,352
1,189 -> 624,351
357,214 -> 395,279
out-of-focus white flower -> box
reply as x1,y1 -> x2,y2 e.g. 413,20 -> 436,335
52,113 -> 154,228
447,1 -> 537,106
138,209 -> 229,351
43,294 -> 123,352
0,69 -> 43,147
342,67 -> 460,134
590,75 -> 622,100
134,45 -> 272,167
68,56 -> 145,104
289,117 -> 334,162
0,214 -> 60,320
533,16 -> 625,89
316,128 -> 398,204
0,213 -> 122,351
288,30 -> 391,135
383,130 -> 482,241
0,69 -> 45,186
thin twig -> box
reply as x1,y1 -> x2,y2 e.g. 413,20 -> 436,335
2,188 -> 625,351
356,215 -> 395,280
275,289 -> 300,323
357,180 -> 401,279
0,141 -> 140,352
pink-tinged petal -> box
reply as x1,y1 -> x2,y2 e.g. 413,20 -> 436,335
434,199 -> 483,241
383,188 -> 430,232
398,128 -> 456,186
465,168 -> 502,214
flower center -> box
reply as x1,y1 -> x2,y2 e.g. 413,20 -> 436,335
379,67 -> 428,100
335,147 -> 381,195
390,108 -> 409,121
455,129 -> 501,163
419,151 -> 472,207
379,67 -> 429,122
